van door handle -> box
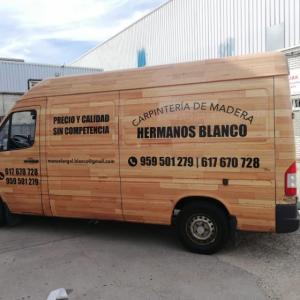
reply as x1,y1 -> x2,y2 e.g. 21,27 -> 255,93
24,158 -> 39,164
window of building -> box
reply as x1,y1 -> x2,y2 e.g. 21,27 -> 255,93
137,48 -> 146,68
292,98 -> 300,110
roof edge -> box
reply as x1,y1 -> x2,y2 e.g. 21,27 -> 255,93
0,59 -> 102,71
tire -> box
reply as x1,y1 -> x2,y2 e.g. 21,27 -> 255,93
3,203 -> 21,226
0,201 -> 5,226
176,202 -> 229,254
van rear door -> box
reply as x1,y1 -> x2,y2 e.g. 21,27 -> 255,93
0,107 -> 42,215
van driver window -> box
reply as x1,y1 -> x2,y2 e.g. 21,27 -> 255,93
0,110 -> 36,151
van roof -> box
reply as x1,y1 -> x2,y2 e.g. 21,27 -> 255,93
21,52 -> 288,100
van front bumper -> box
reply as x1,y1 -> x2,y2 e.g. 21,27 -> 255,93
276,203 -> 300,233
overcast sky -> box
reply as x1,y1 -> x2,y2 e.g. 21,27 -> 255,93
0,0 -> 165,65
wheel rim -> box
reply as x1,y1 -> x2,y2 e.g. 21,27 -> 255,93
186,215 -> 217,245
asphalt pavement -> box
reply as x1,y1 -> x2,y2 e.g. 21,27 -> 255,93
0,216 -> 299,300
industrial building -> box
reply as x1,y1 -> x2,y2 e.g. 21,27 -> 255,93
72,0 -> 300,71
0,58 -> 101,121
71,1 -> 300,104
72,0 -> 300,159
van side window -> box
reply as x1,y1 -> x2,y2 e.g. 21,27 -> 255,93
0,110 -> 36,152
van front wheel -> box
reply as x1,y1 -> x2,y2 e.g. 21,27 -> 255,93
0,202 -> 21,226
176,203 -> 229,254
0,202 -> 5,226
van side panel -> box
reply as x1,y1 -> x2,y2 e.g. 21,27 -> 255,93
120,78 -> 276,231
45,92 -> 123,220
274,75 -> 296,204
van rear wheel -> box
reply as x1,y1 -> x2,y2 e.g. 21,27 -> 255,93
176,202 -> 229,254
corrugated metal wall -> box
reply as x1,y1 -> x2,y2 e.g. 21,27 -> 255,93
72,0 -> 300,70
0,94 -> 20,119
0,61 -> 102,94
288,55 -> 300,69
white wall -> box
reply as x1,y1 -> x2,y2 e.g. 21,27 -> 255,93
72,0 -> 300,71
0,94 -> 22,119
